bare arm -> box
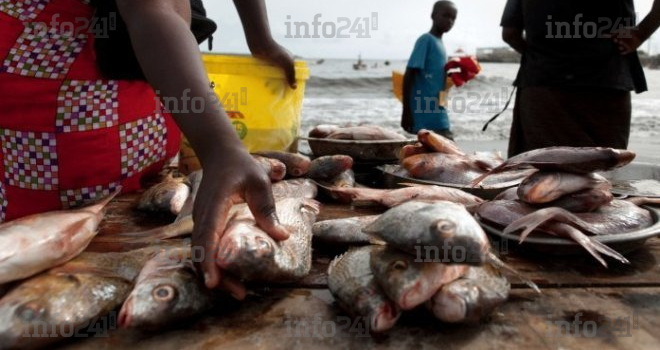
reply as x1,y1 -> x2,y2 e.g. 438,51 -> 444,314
233,0 -> 297,88
502,27 -> 526,54
116,0 -> 289,295
613,0 -> 660,54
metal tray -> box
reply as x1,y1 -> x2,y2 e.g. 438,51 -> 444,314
377,164 -> 530,200
601,162 -> 660,197
301,137 -> 417,162
476,206 -> 660,255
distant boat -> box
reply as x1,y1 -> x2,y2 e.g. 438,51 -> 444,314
353,55 -> 367,70
384,60 -> 391,66
316,59 -> 325,65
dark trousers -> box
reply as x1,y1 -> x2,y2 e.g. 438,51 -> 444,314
508,86 -> 631,157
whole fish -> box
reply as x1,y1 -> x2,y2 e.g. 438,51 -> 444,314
87,216 -> 194,251
307,155 -> 354,180
417,129 -> 466,156
369,247 -> 468,310
426,265 -> 510,324
324,184 -> 484,208
364,201 -> 490,265
399,142 -> 429,160
517,172 -> 611,204
252,155 -> 287,182
0,190 -> 119,285
494,187 -> 518,201
253,151 -> 311,177
118,247 -> 217,329
308,125 -> 340,138
137,175 -> 190,215
322,125 -> 406,141
403,153 -> 485,184
476,200 -> 633,266
538,188 -> 614,212
327,247 -> 401,333
471,147 -> 636,186
0,248 -> 157,350
216,198 -> 320,283
174,171 -> 203,221
312,215 -> 381,245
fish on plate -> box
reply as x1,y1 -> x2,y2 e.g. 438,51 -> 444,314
137,175 -> 190,215
253,151 -> 311,177
312,215 -> 382,246
517,172 -> 611,204
322,184 -> 484,208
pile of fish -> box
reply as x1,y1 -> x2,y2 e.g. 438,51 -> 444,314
327,201 -> 514,333
398,129 -> 532,186
474,147 -> 650,266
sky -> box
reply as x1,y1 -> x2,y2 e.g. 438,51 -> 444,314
204,0 -> 657,60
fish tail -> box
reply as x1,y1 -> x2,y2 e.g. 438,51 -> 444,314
81,187 -> 122,215
487,251 -> 540,293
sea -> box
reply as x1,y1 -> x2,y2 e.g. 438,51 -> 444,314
301,59 -> 660,142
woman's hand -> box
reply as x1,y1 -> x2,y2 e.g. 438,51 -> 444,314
252,42 -> 297,89
612,27 -> 644,55
191,147 -> 289,298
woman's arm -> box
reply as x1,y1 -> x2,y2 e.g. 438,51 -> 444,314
613,0 -> 660,55
115,0 -> 289,296
502,27 -> 526,54
233,0 -> 297,88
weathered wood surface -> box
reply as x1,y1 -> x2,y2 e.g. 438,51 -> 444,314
49,194 -> 660,350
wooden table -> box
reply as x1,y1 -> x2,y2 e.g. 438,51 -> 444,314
55,194 -> 660,350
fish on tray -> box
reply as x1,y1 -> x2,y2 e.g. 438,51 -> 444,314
252,155 -> 287,182
328,246 -> 401,333
369,246 -> 468,310
312,215 -> 382,246
0,190 -> 119,285
517,172 -> 611,204
320,183 -> 484,208
471,147 -> 636,186
118,247 -> 218,329
137,175 -> 190,216
365,201 -> 490,265
402,153 -> 487,184
426,264 -> 510,324
307,155 -> 354,181
309,125 -> 406,141
253,151 -> 311,177
216,198 -> 320,283
0,248 -> 159,350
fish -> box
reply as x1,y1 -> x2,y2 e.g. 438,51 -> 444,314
399,142 -> 429,160
538,188 -> 614,212
216,198 -> 320,283
321,125 -> 407,141
426,264 -> 510,324
364,201 -> 490,265
86,216 -> 194,251
0,190 -> 119,285
0,248 -> 158,350
494,187 -> 519,201
417,129 -> 466,156
252,155 -> 287,182
327,246 -> 401,333
369,247 -> 468,310
174,171 -> 203,222
471,151 -> 504,171
118,247 -> 217,329
253,151 -> 311,177
323,184 -> 484,208
476,200 -> 635,266
517,172 -> 611,204
626,197 -> 660,207
312,215 -> 382,245
308,125 -> 340,138
328,170 -> 355,188
137,175 -> 190,215
307,155 -> 354,180
402,153 -> 486,184
471,147 -> 636,187
271,179 -> 318,200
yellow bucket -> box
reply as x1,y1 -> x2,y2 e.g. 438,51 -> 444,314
179,54 -> 310,174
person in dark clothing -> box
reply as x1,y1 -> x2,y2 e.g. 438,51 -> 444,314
500,0 -> 660,157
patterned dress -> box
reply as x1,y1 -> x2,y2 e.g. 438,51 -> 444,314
0,0 -> 181,222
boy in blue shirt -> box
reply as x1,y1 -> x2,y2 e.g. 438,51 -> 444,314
401,1 -> 457,139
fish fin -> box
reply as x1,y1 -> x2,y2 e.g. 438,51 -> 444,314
80,188 -> 122,214
487,251 -> 540,294
327,252 -> 347,275
367,236 -> 387,246
469,172 -> 492,188
503,207 -> 591,243
553,224 -> 629,267
626,197 -> 660,207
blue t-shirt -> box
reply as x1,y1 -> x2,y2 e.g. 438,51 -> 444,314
407,33 -> 449,132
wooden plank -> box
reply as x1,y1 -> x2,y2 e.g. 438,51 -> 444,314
53,288 -> 660,350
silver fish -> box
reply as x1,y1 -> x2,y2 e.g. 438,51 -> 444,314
137,175 -> 190,215
517,172 -> 611,204
312,215 -> 381,245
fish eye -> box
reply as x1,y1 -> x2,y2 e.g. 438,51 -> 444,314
152,285 -> 176,302
436,220 -> 456,234
391,260 -> 408,271
15,303 -> 45,322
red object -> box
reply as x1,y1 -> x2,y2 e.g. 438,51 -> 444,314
445,56 -> 482,87
0,0 -> 181,222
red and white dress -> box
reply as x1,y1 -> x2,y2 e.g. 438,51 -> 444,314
0,0 -> 181,222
